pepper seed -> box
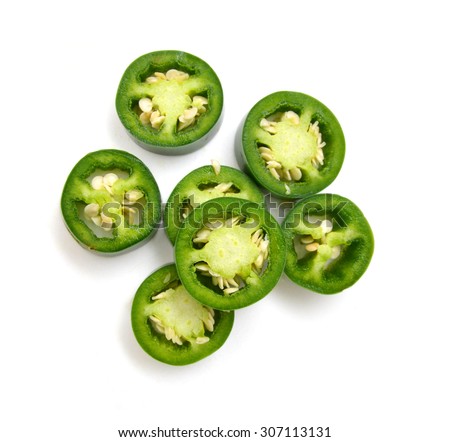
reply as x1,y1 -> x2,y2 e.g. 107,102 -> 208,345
305,242 -> 320,252
211,159 -> 221,175
84,203 -> 100,219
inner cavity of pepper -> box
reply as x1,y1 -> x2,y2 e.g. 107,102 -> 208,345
193,215 -> 269,295
144,282 -> 215,346
256,110 -> 326,184
135,69 -> 209,132
80,170 -> 145,236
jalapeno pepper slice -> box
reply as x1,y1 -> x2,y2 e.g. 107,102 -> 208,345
164,162 -> 265,244
237,91 -> 345,199
116,50 -> 223,155
131,264 -> 234,365
175,197 -> 286,310
61,149 -> 161,254
282,194 -> 374,294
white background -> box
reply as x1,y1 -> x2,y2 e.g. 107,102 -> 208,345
1,1 -> 449,441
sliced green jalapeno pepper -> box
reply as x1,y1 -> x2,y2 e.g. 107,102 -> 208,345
131,264 -> 234,365
175,197 -> 286,310
61,149 -> 161,254
164,162 -> 265,244
237,91 -> 345,199
116,50 -> 223,155
282,194 -> 374,294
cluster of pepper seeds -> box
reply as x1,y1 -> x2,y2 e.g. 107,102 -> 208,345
147,284 -> 215,346
83,172 -> 144,230
193,214 -> 270,295
295,219 -> 341,263
137,69 -> 209,132
258,111 -> 326,183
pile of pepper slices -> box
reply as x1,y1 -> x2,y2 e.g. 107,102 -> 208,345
61,50 -> 374,365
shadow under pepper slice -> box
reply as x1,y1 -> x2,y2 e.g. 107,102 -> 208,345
175,197 -> 286,310
131,264 -> 234,365
164,162 -> 265,244
282,194 -> 374,294
61,149 -> 161,254
237,91 -> 345,199
116,50 -> 223,155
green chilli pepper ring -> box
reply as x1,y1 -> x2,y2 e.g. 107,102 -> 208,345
282,194 -> 374,294
164,161 -> 265,244
237,91 -> 345,199
61,149 -> 161,254
175,197 -> 286,310
131,264 -> 234,365
116,50 -> 223,155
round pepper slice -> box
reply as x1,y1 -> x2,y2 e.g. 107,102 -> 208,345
164,162 -> 265,244
237,91 -> 345,199
175,197 -> 286,310
131,264 -> 234,365
282,194 -> 374,294
61,149 -> 161,254
116,50 -> 223,155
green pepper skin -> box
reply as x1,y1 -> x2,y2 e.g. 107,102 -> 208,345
131,264 -> 234,366
61,149 -> 161,254
237,91 -> 345,199
116,50 -> 223,155
164,164 -> 265,244
282,194 -> 374,294
175,197 -> 286,310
